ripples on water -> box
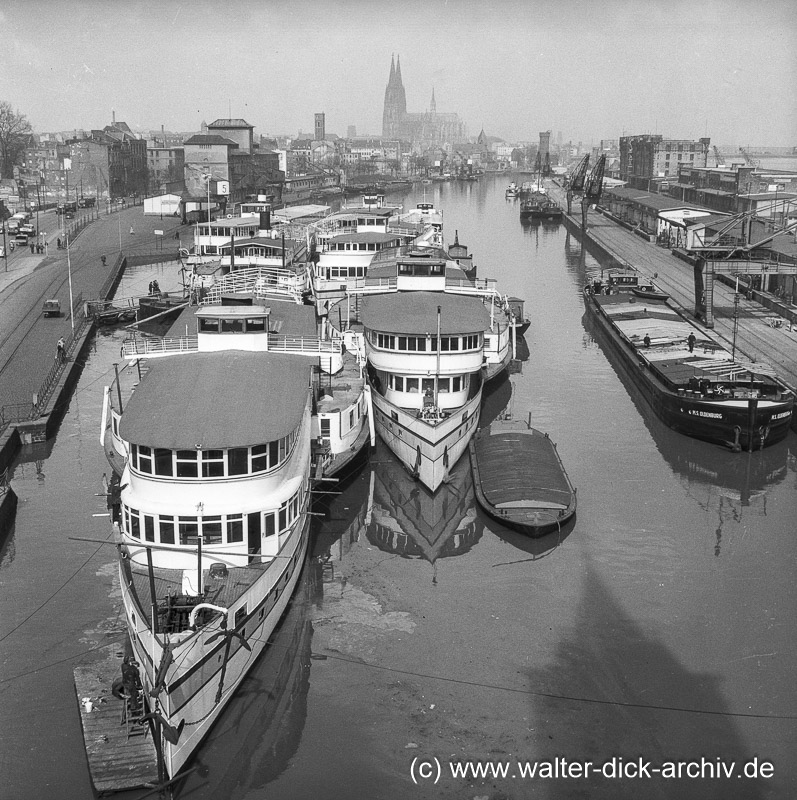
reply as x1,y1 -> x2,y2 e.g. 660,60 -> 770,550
1,185 -> 795,800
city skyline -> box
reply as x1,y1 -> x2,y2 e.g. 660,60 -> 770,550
1,0 -> 794,147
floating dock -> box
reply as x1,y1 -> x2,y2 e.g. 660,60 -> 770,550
469,420 -> 576,536
73,644 -> 159,794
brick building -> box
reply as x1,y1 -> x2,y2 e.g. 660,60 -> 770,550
619,135 -> 711,191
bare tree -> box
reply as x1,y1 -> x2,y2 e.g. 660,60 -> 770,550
0,102 -> 33,178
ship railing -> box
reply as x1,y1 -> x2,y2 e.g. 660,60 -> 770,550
445,278 -> 499,298
268,335 -> 343,373
121,336 -> 199,359
349,278 -> 399,295
200,265 -> 308,305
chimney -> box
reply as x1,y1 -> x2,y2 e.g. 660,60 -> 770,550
112,109 -> 115,126
259,209 -> 271,232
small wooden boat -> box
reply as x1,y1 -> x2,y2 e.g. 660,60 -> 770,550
631,285 -> 669,301
469,414 -> 576,536
95,306 -> 137,326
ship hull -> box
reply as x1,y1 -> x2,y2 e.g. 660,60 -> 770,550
584,289 -> 793,450
370,383 -> 482,492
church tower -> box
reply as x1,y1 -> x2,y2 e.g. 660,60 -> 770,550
382,54 -> 407,138
430,88 -> 436,114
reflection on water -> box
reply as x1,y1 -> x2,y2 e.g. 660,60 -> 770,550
581,307 -> 790,555
367,444 -> 481,567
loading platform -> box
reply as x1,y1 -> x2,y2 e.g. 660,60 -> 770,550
73,644 -> 159,794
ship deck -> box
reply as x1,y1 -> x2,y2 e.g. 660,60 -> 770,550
592,292 -> 779,388
127,558 -> 270,630
73,645 -> 160,794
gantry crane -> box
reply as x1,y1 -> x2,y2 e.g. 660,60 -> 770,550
563,154 -> 590,215
580,154 -> 606,230
684,201 -> 797,327
739,147 -> 760,168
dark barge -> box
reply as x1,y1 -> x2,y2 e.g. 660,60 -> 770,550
583,283 -> 794,451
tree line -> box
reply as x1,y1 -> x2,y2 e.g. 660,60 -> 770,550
0,102 -> 33,180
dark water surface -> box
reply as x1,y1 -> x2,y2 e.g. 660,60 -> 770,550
1,181 -> 795,800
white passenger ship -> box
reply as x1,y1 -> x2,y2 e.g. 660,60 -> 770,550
338,249 -> 514,491
101,296 -> 371,780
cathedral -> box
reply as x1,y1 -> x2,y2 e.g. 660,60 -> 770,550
382,55 -> 467,148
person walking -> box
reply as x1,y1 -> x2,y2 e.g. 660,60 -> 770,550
687,332 -> 696,353
56,336 -> 66,363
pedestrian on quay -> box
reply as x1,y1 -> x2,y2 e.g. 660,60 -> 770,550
57,237 -> 62,249
643,334 -> 651,348
56,336 -> 66,363
687,332 -> 696,353
30,242 -> 35,254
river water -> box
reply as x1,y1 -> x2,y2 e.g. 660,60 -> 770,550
1,179 -> 795,800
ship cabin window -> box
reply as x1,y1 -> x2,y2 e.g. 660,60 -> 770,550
227,514 -> 243,542
130,431 -> 297,479
201,450 -> 225,478
160,515 -> 175,544
137,445 -> 153,474
370,332 -> 479,352
129,508 -> 140,538
198,315 -> 268,334
178,517 -> 198,544
397,262 -> 444,277
176,450 -> 199,478
405,378 -> 419,393
234,606 -> 247,629
422,378 -> 435,394
245,316 -> 267,332
228,448 -> 249,476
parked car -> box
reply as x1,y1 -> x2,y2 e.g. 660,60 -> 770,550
20,224 -> 36,236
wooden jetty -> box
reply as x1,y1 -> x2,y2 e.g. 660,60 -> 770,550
469,415 -> 576,536
73,644 -> 159,794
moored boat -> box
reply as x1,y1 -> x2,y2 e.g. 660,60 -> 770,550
469,413 -> 576,536
97,285 -> 374,784
583,278 -> 794,450
519,194 -> 562,222
505,182 -> 520,198
103,318 -> 314,782
361,289 -> 486,492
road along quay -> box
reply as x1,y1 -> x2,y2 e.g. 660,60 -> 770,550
547,182 -> 797,408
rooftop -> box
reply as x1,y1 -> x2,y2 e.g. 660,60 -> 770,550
118,351 -> 312,449
360,291 -> 491,335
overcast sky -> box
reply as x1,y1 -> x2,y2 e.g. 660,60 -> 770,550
1,0 -> 794,146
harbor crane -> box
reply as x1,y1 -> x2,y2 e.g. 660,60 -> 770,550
563,153 -> 606,229
739,147 -> 760,168
563,154 -> 590,215
713,146 -> 725,167
580,154 -> 607,231
684,201 -> 797,327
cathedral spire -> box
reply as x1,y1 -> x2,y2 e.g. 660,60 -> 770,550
430,87 -> 436,113
396,54 -> 403,84
389,54 -> 395,85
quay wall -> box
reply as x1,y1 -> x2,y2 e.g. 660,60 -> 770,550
0,254 -> 130,475
560,203 -> 797,433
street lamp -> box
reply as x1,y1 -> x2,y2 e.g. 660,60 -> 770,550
66,234 -> 75,333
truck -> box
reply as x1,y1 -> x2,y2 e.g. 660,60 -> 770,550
5,212 -> 28,233
77,197 -> 96,208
